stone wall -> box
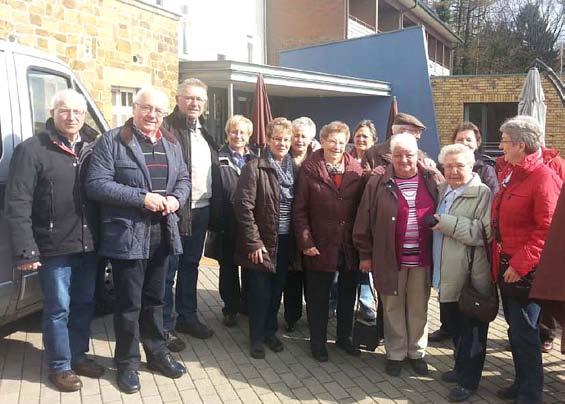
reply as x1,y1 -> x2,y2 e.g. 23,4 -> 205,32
0,0 -> 179,124
431,74 -> 565,153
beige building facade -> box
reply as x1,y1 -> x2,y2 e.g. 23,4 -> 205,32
0,0 -> 179,126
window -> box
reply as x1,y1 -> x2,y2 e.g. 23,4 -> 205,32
27,70 -> 70,135
111,87 -> 137,127
464,102 -> 518,155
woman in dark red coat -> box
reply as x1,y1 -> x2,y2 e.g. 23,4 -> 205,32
293,121 -> 365,362
492,115 -> 562,404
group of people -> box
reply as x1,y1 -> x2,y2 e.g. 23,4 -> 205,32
5,78 -> 564,404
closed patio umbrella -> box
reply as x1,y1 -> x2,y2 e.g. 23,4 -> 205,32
251,74 -> 272,155
518,67 -> 546,145
386,96 -> 398,139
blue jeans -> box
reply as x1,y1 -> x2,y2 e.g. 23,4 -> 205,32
163,206 -> 209,330
502,295 -> 543,403
38,252 -> 97,373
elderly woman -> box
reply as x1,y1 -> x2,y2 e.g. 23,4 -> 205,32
350,120 -> 377,162
234,117 -> 295,359
283,116 -> 317,332
293,121 -> 365,362
431,144 -> 493,402
217,115 -> 256,328
492,115 -> 562,404
353,133 -> 442,377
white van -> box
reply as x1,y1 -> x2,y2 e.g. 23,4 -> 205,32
0,39 -> 109,327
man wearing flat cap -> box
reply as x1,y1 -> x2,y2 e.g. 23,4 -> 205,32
362,112 -> 436,170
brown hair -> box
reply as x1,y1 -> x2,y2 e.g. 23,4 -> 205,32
451,122 -> 482,145
319,121 -> 351,143
353,120 -> 377,141
266,117 -> 293,139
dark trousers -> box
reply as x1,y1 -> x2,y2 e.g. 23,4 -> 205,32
438,300 -> 450,333
247,234 -> 291,343
163,205 -> 209,330
284,270 -> 307,325
219,245 -> 248,315
306,265 -> 356,349
502,295 -> 543,404
110,223 -> 169,370
442,302 -> 488,390
539,309 -> 556,343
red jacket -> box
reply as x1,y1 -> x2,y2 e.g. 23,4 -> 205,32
496,147 -> 565,181
293,150 -> 365,273
492,152 -> 562,278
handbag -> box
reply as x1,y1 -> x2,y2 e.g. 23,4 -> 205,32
352,279 -> 381,351
498,253 -> 536,300
458,225 -> 499,323
203,230 -> 221,261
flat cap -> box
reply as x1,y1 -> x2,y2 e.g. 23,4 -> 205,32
393,112 -> 426,130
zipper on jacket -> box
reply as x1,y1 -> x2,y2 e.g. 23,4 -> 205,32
48,179 -> 54,231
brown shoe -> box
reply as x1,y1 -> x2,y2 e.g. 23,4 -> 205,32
541,340 -> 553,353
48,370 -> 83,392
72,359 -> 105,378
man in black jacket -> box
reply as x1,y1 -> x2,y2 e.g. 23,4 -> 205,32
161,78 -> 221,351
5,89 -> 104,392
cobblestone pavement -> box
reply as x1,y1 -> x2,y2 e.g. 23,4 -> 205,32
0,259 -> 563,404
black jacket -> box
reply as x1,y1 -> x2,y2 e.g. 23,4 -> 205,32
162,107 -> 221,235
5,119 -> 99,265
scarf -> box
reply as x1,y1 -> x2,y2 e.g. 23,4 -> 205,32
265,148 -> 294,202
325,161 -> 345,176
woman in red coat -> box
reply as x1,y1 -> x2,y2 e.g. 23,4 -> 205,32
492,115 -> 562,404
293,121 -> 365,362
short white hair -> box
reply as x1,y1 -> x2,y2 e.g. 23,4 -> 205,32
50,88 -> 87,111
438,143 -> 475,166
134,86 -> 169,112
292,116 -> 316,139
390,132 -> 418,153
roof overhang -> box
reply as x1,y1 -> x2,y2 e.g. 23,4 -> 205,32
179,60 -> 391,97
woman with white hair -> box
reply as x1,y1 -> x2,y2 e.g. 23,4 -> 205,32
492,115 -> 562,404
353,133 -> 442,377
431,144 -> 493,402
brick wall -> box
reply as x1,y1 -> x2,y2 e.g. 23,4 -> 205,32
266,0 -> 346,65
0,0 -> 179,124
431,74 -> 565,153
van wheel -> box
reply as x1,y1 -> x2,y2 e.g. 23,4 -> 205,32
95,259 -> 115,315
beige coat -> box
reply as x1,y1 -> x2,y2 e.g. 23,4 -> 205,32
435,174 -> 493,303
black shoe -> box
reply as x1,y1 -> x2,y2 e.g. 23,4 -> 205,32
223,313 -> 237,327
496,385 -> 518,400
335,338 -> 361,356
286,322 -> 296,333
448,385 -> 475,402
311,345 -> 329,362
429,327 -> 450,342
265,336 -> 284,353
441,370 -> 458,384
385,359 -> 402,377
175,320 -> 214,339
377,336 -> 385,346
250,341 -> 265,359
164,330 -> 186,352
408,358 -> 429,376
147,352 -> 186,379
117,369 -> 140,394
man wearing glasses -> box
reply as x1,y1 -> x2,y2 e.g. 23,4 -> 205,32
161,78 -> 221,351
86,86 -> 190,393
5,89 -> 104,392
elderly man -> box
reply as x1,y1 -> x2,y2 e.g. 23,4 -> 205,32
5,89 -> 103,392
161,78 -> 221,350
86,86 -> 189,393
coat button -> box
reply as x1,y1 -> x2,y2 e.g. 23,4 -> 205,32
83,224 -> 88,228
84,245 -> 88,250
31,251 -> 35,255
73,163 -> 77,167
339,220 -> 345,225
392,217 -> 396,221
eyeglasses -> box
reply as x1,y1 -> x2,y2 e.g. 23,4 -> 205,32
56,108 -> 85,116
135,103 -> 167,117
178,95 -> 207,104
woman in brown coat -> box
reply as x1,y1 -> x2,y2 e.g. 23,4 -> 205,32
234,117 -> 295,360
353,133 -> 442,377
293,121 -> 365,362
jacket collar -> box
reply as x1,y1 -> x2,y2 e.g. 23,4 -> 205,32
168,105 -> 206,130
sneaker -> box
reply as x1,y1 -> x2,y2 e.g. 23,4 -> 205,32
223,313 -> 237,327
165,330 -> 186,352
408,358 -> 429,376
250,341 -> 265,359
448,385 -> 475,402
175,320 -> 214,339
265,336 -> 284,353
541,340 -> 553,353
335,338 -> 361,356
441,370 -> 458,384
385,359 -> 402,377
428,327 -> 450,342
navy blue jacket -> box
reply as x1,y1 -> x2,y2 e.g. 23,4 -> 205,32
85,118 -> 190,259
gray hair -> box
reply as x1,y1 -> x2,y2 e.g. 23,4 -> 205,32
177,78 -> 208,98
390,132 -> 418,153
133,86 -> 169,111
438,143 -> 475,166
500,115 -> 543,154
292,116 -> 316,139
50,88 -> 87,111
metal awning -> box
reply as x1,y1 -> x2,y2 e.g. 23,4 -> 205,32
179,60 -> 391,98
